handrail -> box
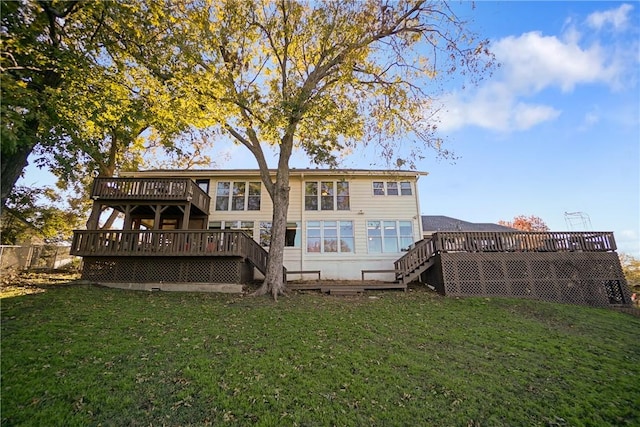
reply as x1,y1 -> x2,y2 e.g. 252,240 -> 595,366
433,231 -> 617,253
394,236 -> 436,279
70,230 -> 269,274
91,177 -> 211,213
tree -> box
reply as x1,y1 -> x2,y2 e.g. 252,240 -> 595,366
498,215 -> 550,232
0,0 -> 104,207
0,186 -> 82,245
619,253 -> 640,297
116,0 -> 493,299
1,1 -> 214,226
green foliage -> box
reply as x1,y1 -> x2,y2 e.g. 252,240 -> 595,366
2,285 -> 639,426
620,253 -> 640,294
0,186 -> 82,244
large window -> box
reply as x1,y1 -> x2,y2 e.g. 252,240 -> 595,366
306,221 -> 354,253
367,220 -> 413,253
259,222 -> 301,248
372,181 -> 412,196
209,221 -> 254,235
305,181 -> 349,210
216,181 -> 261,211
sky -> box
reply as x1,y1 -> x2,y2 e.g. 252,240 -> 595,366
20,1 -> 640,256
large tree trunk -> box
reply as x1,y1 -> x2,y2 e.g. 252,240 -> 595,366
253,167 -> 291,300
1,141 -> 35,209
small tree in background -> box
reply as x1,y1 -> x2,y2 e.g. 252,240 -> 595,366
619,253 -> 640,299
498,215 -> 550,232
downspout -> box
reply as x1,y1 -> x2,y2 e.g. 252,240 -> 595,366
300,173 -> 305,273
414,174 -> 423,242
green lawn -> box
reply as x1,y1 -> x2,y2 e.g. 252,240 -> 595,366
2,282 -> 639,426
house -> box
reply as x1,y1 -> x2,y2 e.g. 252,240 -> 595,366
70,169 -> 632,307
72,169 -> 426,289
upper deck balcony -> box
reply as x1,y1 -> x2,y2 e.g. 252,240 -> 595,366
91,177 -> 211,214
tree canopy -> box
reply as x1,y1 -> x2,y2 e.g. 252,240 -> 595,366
498,215 -> 550,232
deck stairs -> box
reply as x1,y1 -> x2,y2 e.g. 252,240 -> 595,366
394,236 -> 437,285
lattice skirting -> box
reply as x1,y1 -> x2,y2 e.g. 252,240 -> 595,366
422,252 -> 631,307
81,257 -> 254,284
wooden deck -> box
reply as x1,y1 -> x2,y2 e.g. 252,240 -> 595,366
91,177 -> 210,214
71,230 -> 269,275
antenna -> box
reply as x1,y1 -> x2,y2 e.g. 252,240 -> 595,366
564,211 -> 592,231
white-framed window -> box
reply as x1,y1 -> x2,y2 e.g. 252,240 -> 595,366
305,181 -> 349,210
372,181 -> 412,196
215,181 -> 261,211
306,220 -> 354,253
258,222 -> 301,248
367,220 -> 413,253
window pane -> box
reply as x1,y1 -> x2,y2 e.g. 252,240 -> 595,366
384,221 -> 398,236
307,221 -> 321,252
367,221 -> 382,253
387,182 -> 398,196
232,182 -> 246,210
340,238 -> 354,253
400,182 -> 412,195
248,182 -> 261,210
384,237 -> 399,252
305,182 -> 318,210
321,182 -> 334,210
215,182 -> 230,211
373,182 -> 384,195
337,182 -> 349,210
339,221 -> 353,237
215,197 -> 229,211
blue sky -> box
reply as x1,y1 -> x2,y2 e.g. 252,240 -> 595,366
21,2 -> 639,255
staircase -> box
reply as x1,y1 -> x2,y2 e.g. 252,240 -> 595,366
394,236 -> 437,285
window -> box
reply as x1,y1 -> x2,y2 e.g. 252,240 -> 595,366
372,181 -> 412,196
248,182 -> 261,210
195,179 -> 210,194
306,221 -> 354,253
258,222 -> 301,248
386,182 -> 398,195
215,182 -> 230,210
321,182 -> 334,210
232,182 -> 245,211
305,182 -> 318,210
215,181 -> 261,211
367,220 -> 413,253
337,182 -> 350,210
305,181 -> 349,210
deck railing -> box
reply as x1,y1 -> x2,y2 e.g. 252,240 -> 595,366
394,237 -> 437,281
71,230 -> 268,275
91,178 -> 210,213
433,231 -> 616,253
393,231 -> 617,283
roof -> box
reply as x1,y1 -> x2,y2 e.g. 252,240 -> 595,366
421,215 -> 516,233
122,168 -> 428,178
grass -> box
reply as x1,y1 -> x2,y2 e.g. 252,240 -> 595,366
2,278 -> 639,426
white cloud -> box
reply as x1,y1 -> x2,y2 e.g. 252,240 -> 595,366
586,3 -> 634,31
492,31 -> 618,93
434,9 -> 634,133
